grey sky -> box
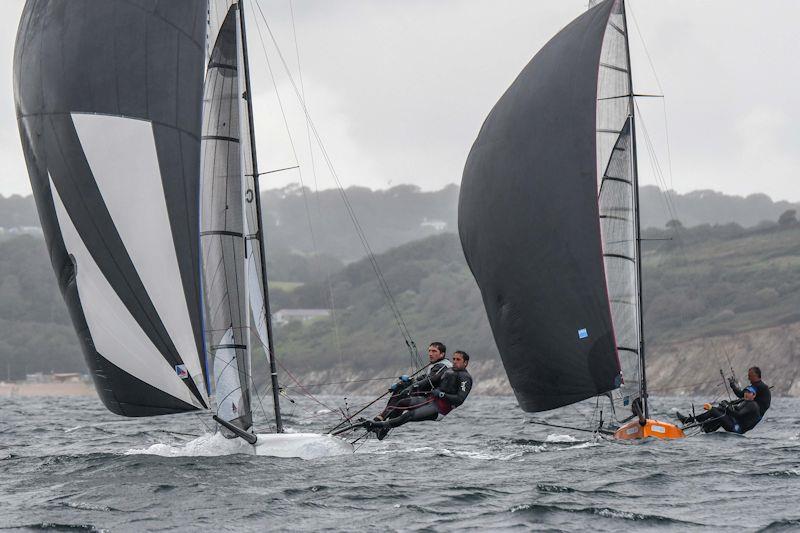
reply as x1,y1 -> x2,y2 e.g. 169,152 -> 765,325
2,1 -> 798,202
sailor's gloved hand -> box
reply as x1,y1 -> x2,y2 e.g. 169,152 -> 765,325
703,403 -> 712,410
728,378 -> 737,388
432,388 -> 445,399
399,375 -> 411,383
719,400 -> 729,408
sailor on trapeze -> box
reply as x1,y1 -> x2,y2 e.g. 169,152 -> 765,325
363,342 -> 473,440
676,366 -> 770,435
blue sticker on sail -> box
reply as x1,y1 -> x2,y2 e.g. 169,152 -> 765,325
175,364 -> 188,379
577,328 -> 588,339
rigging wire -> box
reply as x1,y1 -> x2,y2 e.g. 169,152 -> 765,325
625,8 -> 733,403
626,1 -> 674,191
247,0 -> 345,367
249,0 -> 421,369
287,0 -> 345,368
635,102 -> 731,399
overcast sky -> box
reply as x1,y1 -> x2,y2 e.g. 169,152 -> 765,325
1,1 -> 798,202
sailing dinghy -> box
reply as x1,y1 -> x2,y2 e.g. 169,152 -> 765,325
14,0 -> 352,456
459,0 -> 683,440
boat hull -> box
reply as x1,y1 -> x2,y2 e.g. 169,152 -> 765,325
254,433 -> 354,459
614,419 -> 686,440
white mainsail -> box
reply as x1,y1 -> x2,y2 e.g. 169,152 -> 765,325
596,0 -> 643,414
201,4 -> 254,432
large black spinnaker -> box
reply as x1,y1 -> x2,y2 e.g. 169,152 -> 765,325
459,0 -> 633,413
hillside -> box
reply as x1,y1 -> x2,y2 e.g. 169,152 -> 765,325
266,223 -> 800,396
4,184 -> 800,261
1,198 -> 799,398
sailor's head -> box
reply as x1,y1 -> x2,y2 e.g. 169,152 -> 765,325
452,351 -> 470,371
428,342 -> 446,363
744,386 -> 757,400
748,366 -> 762,383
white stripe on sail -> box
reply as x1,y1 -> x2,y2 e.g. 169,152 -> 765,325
49,175 -> 202,408
72,113 -> 208,403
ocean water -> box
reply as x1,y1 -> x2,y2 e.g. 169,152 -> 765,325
1,394 -> 798,532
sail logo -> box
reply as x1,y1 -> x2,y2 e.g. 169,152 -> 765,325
577,328 -> 589,339
175,365 -> 188,379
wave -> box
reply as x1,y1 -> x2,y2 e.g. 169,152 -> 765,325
758,518 -> 800,532
0,523 -> 106,532
509,502 -> 699,525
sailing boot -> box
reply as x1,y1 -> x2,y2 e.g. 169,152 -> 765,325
375,426 -> 391,441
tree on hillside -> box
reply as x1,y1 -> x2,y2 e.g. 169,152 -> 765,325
666,219 -> 683,229
778,209 -> 797,227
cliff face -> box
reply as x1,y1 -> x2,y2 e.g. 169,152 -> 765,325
283,324 -> 800,400
646,322 -> 800,397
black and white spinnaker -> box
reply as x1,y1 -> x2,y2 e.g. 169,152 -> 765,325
13,0 -> 362,456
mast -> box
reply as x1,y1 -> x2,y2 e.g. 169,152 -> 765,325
620,0 -> 649,419
237,0 -> 284,433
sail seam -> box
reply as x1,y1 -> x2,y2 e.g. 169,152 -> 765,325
19,111 -> 202,142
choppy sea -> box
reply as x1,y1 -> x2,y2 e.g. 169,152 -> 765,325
1,394 -> 798,532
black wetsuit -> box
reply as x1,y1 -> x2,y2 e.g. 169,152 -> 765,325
433,368 -> 473,415
375,367 -> 473,430
376,358 -> 452,421
731,380 -> 771,418
695,399 -> 761,434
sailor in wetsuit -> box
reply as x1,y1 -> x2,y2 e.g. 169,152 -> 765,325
373,342 -> 452,423
679,386 -> 761,434
730,366 -> 771,422
366,350 -> 473,440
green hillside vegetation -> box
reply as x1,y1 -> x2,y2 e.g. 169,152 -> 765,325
271,219 -> 800,376
642,217 -> 800,344
6,184 -> 800,261
0,236 -> 83,378
2,209 -> 800,383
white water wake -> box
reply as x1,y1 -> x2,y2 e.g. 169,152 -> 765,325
126,431 -> 353,459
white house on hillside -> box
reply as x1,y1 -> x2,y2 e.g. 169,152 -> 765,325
273,309 -> 331,326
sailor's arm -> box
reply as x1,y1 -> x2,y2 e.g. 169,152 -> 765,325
729,379 -> 744,398
413,362 -> 448,390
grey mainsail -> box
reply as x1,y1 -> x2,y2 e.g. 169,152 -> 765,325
200,4 -> 254,432
14,0 -> 210,416
459,0 -> 644,414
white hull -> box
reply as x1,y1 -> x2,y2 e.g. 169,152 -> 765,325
254,432 -> 353,459
128,432 -> 353,459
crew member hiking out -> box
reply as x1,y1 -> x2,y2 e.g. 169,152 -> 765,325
365,350 -> 473,440
373,342 -> 452,423
730,366 -> 771,421
677,386 -> 761,435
